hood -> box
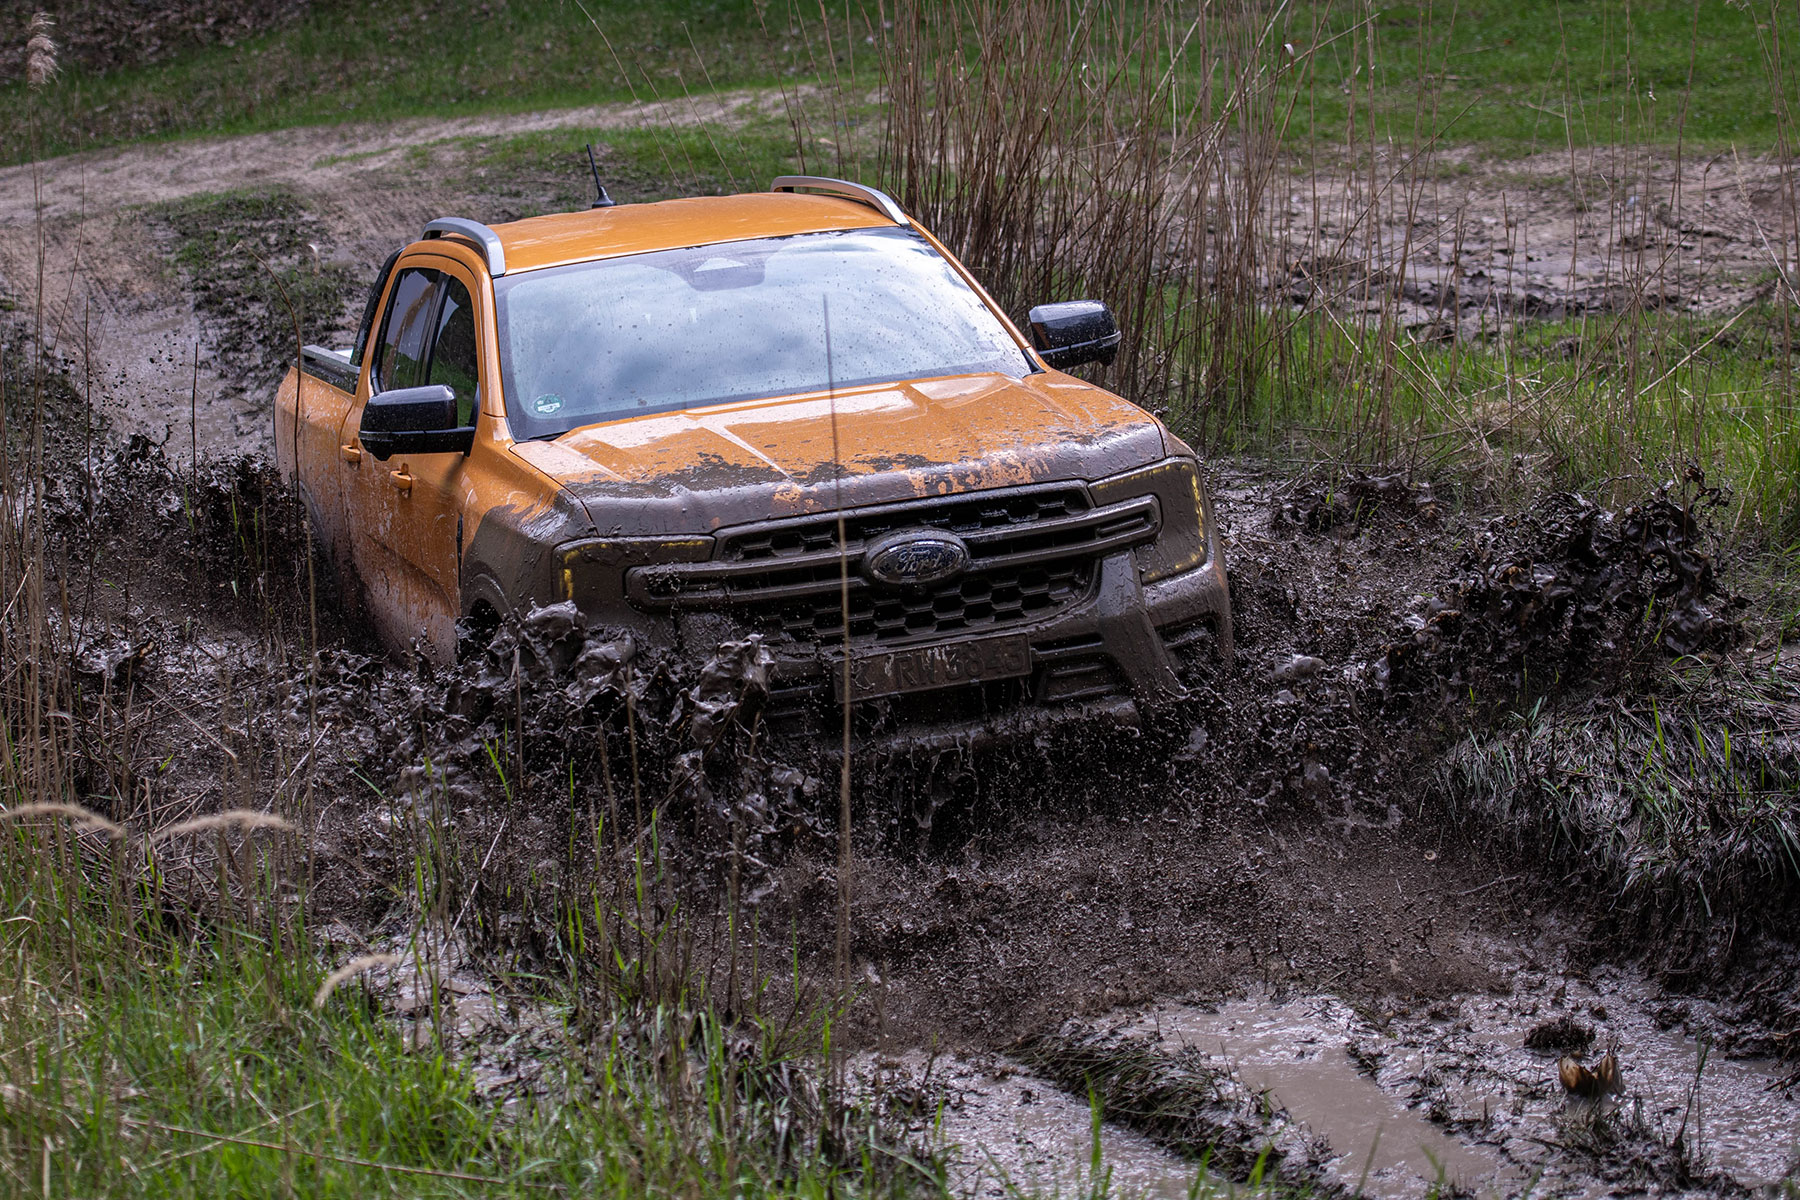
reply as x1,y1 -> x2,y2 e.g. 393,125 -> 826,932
510,372 -> 1170,535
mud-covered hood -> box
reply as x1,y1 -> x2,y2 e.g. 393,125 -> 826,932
510,372 -> 1171,535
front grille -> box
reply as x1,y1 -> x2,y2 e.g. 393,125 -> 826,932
722,488 -> 1091,563
778,560 -> 1092,643
627,483 -> 1159,648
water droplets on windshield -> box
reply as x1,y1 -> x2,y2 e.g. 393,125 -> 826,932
493,227 -> 1034,438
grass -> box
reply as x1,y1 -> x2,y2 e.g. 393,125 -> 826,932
7,1 -> 1800,165
1273,0 -> 1800,152
147,186 -> 360,379
0,0 -> 847,165
451,117 -> 811,212
0,814 -> 926,1198
1434,659 -> 1800,930
1172,304 -> 1800,533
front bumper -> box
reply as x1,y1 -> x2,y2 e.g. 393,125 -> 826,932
734,540 -> 1232,743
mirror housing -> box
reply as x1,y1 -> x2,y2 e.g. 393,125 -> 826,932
1027,300 -> 1121,370
359,385 -> 475,460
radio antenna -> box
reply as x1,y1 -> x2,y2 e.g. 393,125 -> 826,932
585,144 -> 615,209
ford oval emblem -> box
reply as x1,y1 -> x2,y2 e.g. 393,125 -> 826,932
862,529 -> 971,587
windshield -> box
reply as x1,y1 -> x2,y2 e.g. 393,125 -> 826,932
493,227 -> 1034,439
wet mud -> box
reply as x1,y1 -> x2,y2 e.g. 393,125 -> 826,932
1267,144 -> 1796,334
1098,945 -> 1800,1198
7,427 -> 1787,1196
3,114 -> 1798,1197
852,1050 -> 1201,1199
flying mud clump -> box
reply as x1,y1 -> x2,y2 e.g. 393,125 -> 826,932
1383,475 -> 1743,700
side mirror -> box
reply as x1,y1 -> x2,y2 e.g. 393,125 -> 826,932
359,385 -> 475,460
1027,300 -> 1121,370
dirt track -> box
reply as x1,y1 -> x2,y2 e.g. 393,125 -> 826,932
3,101 -> 1795,459
3,107 -> 1798,1197
0,89 -> 794,453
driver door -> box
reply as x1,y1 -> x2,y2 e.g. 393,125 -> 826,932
341,258 -> 482,659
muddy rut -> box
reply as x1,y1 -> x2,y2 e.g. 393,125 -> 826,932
2,108 -> 1798,1197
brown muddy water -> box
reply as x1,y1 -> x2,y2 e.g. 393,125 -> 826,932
1000,935 -> 1798,1199
1132,971 -> 1797,1198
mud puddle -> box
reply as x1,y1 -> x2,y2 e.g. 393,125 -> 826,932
1141,997 -> 1516,1198
1121,957 -> 1799,1197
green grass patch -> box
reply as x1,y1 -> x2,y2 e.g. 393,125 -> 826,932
1435,661 -> 1800,930
1273,0 -> 1800,153
1152,305 -> 1800,539
3,0 -> 851,165
10,1 -> 1798,167
0,815 -> 938,1199
454,117 -> 813,215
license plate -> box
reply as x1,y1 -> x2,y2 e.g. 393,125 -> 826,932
834,634 -> 1032,702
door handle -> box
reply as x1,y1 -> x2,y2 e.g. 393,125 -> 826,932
388,468 -> 413,494
339,443 -> 362,465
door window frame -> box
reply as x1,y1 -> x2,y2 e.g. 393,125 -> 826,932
365,257 -> 488,427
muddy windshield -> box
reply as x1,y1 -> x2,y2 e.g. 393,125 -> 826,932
492,228 -> 1033,439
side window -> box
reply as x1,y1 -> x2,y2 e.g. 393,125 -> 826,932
427,277 -> 480,427
374,267 -> 439,393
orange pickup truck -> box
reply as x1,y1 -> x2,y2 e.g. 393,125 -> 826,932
275,176 -> 1229,742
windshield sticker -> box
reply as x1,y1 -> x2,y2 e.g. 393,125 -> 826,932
533,393 -> 565,416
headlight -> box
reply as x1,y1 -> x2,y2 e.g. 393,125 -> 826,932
1088,457 -> 1207,583
557,536 -> 713,605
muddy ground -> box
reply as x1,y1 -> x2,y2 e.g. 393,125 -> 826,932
2,104 -> 1798,1197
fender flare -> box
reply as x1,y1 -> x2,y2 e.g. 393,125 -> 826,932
459,568 -> 511,623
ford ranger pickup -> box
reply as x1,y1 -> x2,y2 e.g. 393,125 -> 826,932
274,176 -> 1230,742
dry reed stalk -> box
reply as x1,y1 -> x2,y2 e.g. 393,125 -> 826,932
148,810 -> 296,843
312,953 -> 404,1008
24,13 -> 57,90
0,801 -> 125,839
873,0 -> 1299,429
